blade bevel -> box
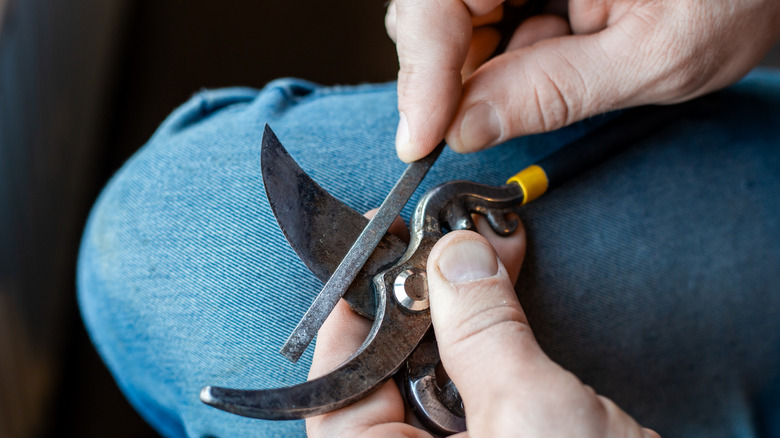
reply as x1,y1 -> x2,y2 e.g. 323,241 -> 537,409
277,137 -> 445,363
261,125 -> 407,319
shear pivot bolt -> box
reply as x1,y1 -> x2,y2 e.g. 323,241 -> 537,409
394,268 -> 429,311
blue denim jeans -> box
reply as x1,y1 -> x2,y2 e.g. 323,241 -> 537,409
78,70 -> 780,437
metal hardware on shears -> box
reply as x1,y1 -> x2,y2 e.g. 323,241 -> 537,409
201,103 -> 682,434
279,0 -> 550,364
201,126 -> 525,435
199,0 -> 686,431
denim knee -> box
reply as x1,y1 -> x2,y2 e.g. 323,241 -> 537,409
78,81 -> 335,437
79,72 -> 780,437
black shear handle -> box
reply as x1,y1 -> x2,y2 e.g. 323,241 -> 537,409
520,104 -> 690,198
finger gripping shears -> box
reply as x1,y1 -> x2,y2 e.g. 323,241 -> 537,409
200,104 -> 679,434
200,126 -> 523,432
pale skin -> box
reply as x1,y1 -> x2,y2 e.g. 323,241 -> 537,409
306,212 -> 660,437
308,3 -> 780,433
386,0 -> 780,162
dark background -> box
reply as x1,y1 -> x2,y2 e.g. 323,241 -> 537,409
0,1 -> 778,436
0,1 -> 396,436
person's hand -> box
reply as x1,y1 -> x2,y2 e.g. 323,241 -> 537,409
306,212 -> 659,437
386,0 -> 780,162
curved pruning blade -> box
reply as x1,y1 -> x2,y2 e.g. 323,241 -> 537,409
200,250 -> 432,420
199,126 -> 439,420
260,125 -> 406,318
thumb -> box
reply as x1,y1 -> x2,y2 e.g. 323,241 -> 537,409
445,21 -> 669,153
426,231 -> 660,438
426,231 -> 548,426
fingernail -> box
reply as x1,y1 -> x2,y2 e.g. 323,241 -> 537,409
395,112 -> 411,154
438,239 -> 498,284
459,102 -> 501,150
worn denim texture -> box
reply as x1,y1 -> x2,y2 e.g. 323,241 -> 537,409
78,70 -> 780,437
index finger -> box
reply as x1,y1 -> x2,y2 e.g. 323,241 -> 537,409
394,0 -> 474,162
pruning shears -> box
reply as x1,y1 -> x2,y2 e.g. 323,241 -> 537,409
199,1 -> 682,434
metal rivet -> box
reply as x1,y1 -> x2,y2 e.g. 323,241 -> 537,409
393,268 -> 429,311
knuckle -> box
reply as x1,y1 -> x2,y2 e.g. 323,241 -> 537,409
640,34 -> 711,100
441,303 -> 533,358
621,2 -> 716,102
518,60 -> 579,133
